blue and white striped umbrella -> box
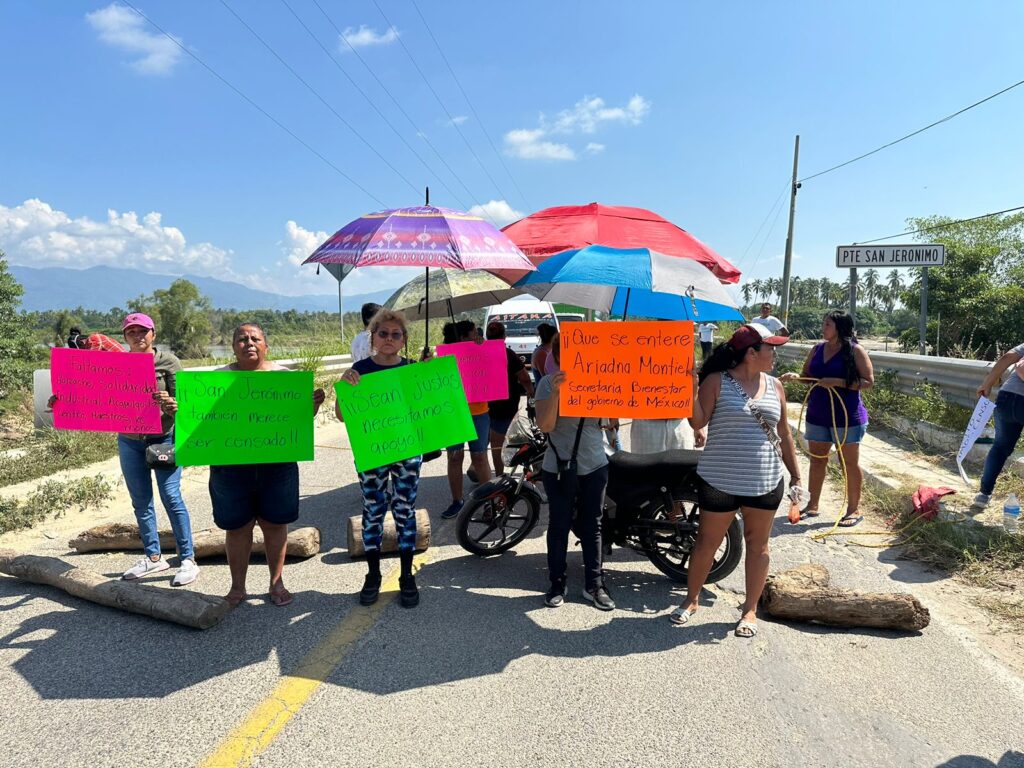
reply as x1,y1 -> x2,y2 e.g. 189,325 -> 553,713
513,245 -> 743,321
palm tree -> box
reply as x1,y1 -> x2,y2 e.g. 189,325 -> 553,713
886,269 -> 903,313
863,269 -> 880,310
741,282 -> 753,305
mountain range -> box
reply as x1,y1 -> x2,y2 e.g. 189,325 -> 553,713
10,265 -> 393,313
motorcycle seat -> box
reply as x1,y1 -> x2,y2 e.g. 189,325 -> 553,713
608,449 -> 701,489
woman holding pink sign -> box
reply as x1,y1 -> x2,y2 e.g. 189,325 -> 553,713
337,309 -> 423,609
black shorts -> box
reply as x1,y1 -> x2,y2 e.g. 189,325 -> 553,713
210,462 -> 300,530
697,477 -> 785,513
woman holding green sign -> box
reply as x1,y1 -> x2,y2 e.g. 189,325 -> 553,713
162,323 -> 325,607
336,309 -> 423,609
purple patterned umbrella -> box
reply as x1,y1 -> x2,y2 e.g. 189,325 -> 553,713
303,202 -> 535,355
303,206 -> 535,271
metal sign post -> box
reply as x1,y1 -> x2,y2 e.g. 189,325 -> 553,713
835,244 -> 945,357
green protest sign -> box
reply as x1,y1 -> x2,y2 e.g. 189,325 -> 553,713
336,356 -> 476,472
174,370 -> 314,467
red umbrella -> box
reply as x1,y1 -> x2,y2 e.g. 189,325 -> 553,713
494,202 -> 740,285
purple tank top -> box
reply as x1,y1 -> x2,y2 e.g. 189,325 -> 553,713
805,342 -> 869,427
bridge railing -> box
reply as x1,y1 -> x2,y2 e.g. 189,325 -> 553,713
776,343 -> 993,408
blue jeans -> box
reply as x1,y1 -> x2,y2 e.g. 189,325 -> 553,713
117,435 -> 194,560
980,390 -> 1024,495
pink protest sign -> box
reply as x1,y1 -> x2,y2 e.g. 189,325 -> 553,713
435,339 -> 509,403
50,348 -> 163,434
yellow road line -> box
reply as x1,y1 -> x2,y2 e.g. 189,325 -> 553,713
200,552 -> 431,768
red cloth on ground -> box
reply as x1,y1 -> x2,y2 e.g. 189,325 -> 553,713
912,485 -> 957,521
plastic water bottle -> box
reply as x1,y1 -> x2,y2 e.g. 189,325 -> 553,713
1003,494 -> 1020,534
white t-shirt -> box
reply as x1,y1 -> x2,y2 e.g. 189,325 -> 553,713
350,330 -> 371,363
750,315 -> 784,334
698,323 -> 717,343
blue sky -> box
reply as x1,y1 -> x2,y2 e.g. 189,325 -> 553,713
1,1 -> 1023,301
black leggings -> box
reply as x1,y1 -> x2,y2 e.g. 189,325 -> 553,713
542,466 -> 608,590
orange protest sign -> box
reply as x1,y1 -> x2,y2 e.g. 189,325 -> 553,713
559,321 -> 694,419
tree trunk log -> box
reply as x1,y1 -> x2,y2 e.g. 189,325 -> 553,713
68,524 -> 321,559
0,549 -> 230,630
760,564 -> 930,631
347,510 -> 431,558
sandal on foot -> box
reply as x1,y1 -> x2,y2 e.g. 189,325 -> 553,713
669,606 -> 696,625
225,590 -> 248,608
799,507 -> 820,520
268,587 -> 293,607
838,512 -> 863,528
735,620 -> 758,638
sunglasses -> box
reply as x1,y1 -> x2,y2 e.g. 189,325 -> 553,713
376,330 -> 405,341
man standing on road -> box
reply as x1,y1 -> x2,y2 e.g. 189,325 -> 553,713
749,303 -> 789,337
486,321 -> 535,476
697,322 -> 718,359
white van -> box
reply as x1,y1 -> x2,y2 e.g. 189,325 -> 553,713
484,298 -> 559,367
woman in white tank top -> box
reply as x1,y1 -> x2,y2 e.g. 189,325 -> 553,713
670,324 -> 802,638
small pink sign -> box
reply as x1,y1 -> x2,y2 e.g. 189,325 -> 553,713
50,348 -> 163,434
436,339 -> 509,403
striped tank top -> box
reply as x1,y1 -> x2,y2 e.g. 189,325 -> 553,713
697,372 -> 784,496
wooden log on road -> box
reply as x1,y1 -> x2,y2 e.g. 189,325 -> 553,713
68,524 -> 321,559
347,510 -> 431,558
0,548 -> 230,630
760,563 -> 930,631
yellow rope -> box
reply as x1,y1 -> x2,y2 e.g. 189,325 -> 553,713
789,376 -> 928,548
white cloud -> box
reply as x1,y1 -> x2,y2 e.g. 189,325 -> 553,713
468,200 -> 525,228
552,94 -> 650,134
449,115 -> 469,126
504,94 -> 649,161
504,128 -> 576,161
0,198 -> 238,277
86,3 -> 183,75
339,25 -> 399,51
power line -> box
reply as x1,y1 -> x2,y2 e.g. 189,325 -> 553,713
370,0 -> 514,207
120,1 -> 387,207
856,204 -> 1024,244
745,187 -> 789,279
800,77 -> 1024,183
279,0 -> 469,209
408,0 -> 532,211
308,0 -> 485,211
734,181 -> 790,270
218,0 -> 422,197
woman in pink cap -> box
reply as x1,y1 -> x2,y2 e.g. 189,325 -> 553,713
117,313 -> 198,586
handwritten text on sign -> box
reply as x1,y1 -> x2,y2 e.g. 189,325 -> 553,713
336,356 -> 476,472
560,321 -> 695,419
50,348 -> 162,434
435,339 -> 508,402
174,370 -> 314,467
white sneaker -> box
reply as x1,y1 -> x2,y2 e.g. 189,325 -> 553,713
122,556 -> 170,580
171,558 -> 200,587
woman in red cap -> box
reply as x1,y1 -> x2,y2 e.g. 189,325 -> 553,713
671,324 -> 802,638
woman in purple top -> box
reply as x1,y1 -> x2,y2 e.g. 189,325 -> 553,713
781,311 -> 874,526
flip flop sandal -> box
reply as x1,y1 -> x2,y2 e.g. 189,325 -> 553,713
269,587 -> 294,607
799,508 -> 821,520
838,513 -> 864,528
735,620 -> 758,638
669,606 -> 696,625
225,590 -> 248,608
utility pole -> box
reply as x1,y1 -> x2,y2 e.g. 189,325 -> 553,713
780,135 -> 801,324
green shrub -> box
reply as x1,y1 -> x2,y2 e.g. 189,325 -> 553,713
0,474 -> 112,534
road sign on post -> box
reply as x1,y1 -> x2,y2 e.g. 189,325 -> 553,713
835,244 -> 945,268
835,243 -> 945,356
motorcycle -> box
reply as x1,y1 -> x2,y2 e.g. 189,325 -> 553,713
455,423 -> 743,584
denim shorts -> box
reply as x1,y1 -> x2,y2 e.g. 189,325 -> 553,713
448,412 -> 490,454
804,422 -> 867,445
209,462 -> 300,530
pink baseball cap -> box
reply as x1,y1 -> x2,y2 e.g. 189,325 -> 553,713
122,313 -> 155,331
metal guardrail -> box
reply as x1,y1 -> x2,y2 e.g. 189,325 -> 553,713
776,343 -> 994,408
186,354 -> 353,374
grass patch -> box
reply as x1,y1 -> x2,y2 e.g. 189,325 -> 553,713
0,428 -> 118,488
0,474 -> 113,534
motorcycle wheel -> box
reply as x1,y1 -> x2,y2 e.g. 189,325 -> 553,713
644,506 -> 743,584
456,485 -> 542,556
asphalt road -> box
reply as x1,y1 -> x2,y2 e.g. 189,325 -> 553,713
1,421 -> 1022,768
